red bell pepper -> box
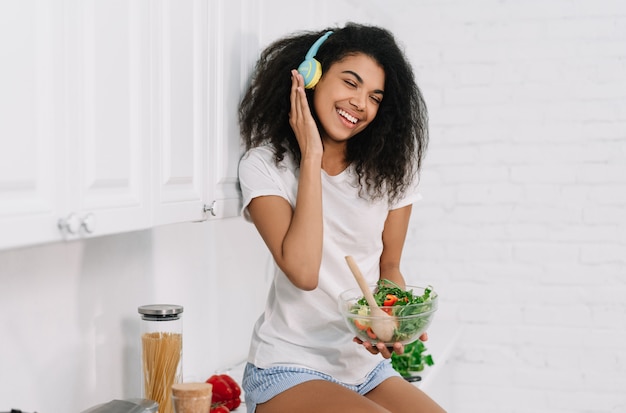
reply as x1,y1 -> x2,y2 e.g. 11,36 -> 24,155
220,374 -> 242,400
383,294 -> 398,307
207,373 -> 242,412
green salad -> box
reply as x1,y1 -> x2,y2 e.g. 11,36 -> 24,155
391,339 -> 435,377
350,279 -> 437,343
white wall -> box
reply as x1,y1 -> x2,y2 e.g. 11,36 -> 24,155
393,1 -> 626,412
1,1 -> 625,413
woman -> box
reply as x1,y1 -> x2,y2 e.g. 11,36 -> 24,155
237,23 -> 444,413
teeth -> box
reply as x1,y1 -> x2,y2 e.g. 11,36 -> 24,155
338,109 -> 357,124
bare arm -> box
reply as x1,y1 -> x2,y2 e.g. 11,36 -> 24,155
356,203 -> 426,357
247,71 -> 324,291
379,204 -> 413,288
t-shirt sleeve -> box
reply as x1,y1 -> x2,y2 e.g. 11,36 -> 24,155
238,149 -> 290,221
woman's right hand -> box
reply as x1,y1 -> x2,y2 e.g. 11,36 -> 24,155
289,69 -> 323,159
244,71 -> 324,291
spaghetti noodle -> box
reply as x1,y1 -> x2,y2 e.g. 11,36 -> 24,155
142,332 -> 182,413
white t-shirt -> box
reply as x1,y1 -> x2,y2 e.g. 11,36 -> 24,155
238,145 -> 421,384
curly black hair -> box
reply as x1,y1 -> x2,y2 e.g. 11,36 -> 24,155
239,23 -> 428,203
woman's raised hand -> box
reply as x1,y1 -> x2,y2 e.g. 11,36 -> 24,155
289,69 -> 323,159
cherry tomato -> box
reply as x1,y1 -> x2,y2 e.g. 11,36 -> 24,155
366,327 -> 378,339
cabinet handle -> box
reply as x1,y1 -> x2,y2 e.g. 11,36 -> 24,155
58,213 -> 81,234
203,200 -> 217,217
81,213 -> 96,233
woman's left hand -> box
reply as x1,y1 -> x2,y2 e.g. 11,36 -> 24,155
353,332 -> 428,359
353,337 -> 404,359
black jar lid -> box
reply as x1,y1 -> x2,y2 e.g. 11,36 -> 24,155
138,304 -> 183,320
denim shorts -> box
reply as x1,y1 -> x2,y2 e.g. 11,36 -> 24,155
242,360 -> 400,413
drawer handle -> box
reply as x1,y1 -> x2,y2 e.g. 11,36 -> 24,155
57,213 -> 81,234
203,200 -> 217,217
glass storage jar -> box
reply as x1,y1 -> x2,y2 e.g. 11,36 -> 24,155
138,304 -> 184,413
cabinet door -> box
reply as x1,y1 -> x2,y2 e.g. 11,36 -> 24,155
152,0 -> 207,226
203,0 -> 257,220
0,0 -> 67,250
66,0 -> 152,237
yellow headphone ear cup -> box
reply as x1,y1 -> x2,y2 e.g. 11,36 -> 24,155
306,59 -> 323,89
297,31 -> 332,89
297,58 -> 322,89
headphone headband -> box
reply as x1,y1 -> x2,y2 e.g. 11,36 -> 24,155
305,31 -> 333,60
298,30 -> 333,89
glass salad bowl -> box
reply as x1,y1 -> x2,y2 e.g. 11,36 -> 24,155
338,282 -> 438,346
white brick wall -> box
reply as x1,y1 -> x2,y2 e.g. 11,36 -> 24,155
394,1 -> 626,412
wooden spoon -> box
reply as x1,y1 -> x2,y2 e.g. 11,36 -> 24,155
345,256 -> 396,342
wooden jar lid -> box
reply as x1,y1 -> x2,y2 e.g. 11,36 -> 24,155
171,382 -> 213,397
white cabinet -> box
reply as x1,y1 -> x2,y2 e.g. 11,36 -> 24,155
0,0 -> 155,250
0,1 -> 68,250
65,0 -> 152,237
0,0 -> 250,251
204,0 -> 259,219
0,0 -> 211,251
152,0 -> 207,226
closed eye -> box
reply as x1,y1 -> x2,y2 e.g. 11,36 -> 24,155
341,70 -> 384,103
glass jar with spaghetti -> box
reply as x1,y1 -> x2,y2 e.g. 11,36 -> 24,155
138,304 -> 184,413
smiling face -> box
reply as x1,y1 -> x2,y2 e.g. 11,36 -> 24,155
312,53 -> 385,144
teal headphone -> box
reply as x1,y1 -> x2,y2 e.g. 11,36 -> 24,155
297,31 -> 333,89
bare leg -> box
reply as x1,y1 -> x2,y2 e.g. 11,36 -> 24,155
365,376 -> 447,413
255,380 -> 391,413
